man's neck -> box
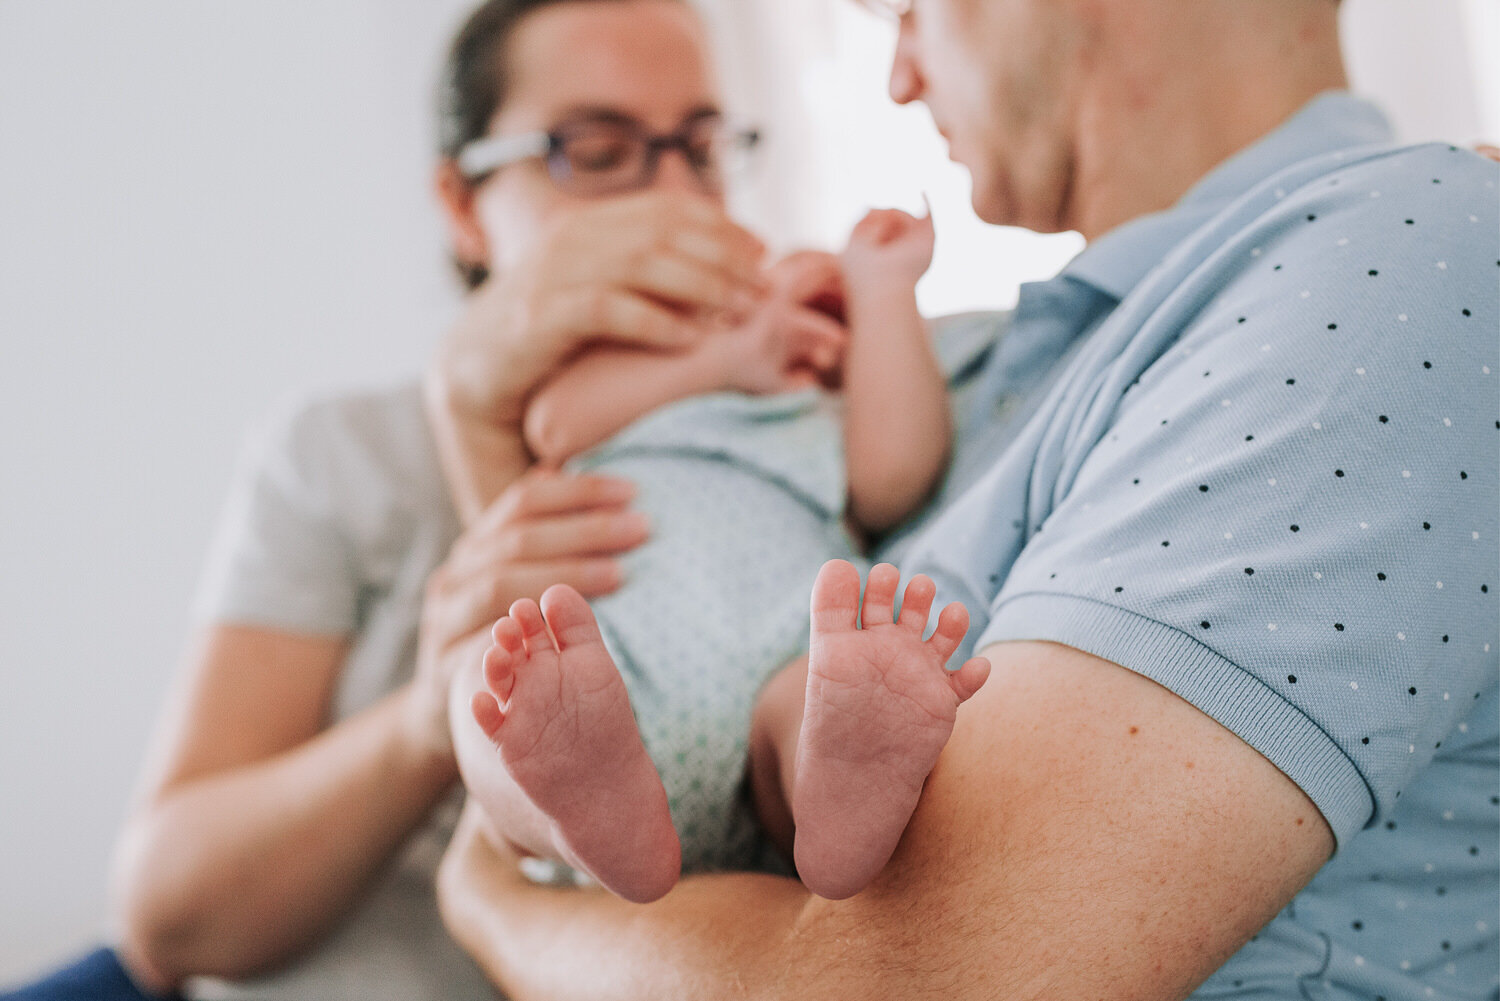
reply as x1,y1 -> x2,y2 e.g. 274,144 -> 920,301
1064,7 -> 1348,242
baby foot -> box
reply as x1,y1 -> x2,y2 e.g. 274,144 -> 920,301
792,560 -> 990,899
471,585 -> 681,903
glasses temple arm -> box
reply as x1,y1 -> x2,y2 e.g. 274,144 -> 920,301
456,131 -> 552,179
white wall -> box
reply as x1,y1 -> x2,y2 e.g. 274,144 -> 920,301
0,0 -> 1494,986
0,0 -> 474,981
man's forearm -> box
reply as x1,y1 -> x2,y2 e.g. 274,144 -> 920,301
438,819 -> 816,1001
439,640 -> 1334,1001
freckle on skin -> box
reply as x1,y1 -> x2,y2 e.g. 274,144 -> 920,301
1296,817 -> 1305,826
1129,726 -> 1139,735
1184,761 -> 1194,770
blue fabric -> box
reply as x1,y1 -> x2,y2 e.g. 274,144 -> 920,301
1,948 -> 178,1001
904,91 -> 1499,999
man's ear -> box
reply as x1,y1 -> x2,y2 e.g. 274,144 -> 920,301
435,159 -> 490,272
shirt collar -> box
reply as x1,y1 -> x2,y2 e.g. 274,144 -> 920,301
1061,91 -> 1395,303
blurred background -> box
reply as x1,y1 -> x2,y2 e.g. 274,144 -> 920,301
1,0 -> 1495,983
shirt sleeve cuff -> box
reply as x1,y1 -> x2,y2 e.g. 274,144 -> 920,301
978,591 -> 1374,848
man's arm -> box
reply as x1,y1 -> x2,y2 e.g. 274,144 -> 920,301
439,639 -> 1332,1000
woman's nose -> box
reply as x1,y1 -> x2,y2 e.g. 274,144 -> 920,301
649,147 -> 710,195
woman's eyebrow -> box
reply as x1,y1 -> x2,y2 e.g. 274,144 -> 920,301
548,103 -> 724,128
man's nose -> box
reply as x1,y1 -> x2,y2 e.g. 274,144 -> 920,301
887,22 -> 923,105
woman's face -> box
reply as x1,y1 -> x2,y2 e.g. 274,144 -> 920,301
458,0 -> 723,275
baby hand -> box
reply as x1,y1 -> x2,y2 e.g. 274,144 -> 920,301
720,252 -> 848,394
841,205 -> 935,292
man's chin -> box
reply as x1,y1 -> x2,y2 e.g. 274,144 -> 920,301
970,181 -> 1072,234
968,181 -> 1018,228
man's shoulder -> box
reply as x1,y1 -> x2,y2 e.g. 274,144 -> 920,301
1159,140 -> 1498,359
1294,138 -> 1495,186
1239,140 -> 1496,256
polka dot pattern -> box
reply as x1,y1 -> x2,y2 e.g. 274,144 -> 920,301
903,110 -> 1498,999
574,390 -> 854,872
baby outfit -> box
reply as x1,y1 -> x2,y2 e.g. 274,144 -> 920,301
566,388 -> 856,871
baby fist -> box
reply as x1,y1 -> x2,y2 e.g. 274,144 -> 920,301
842,205 -> 935,290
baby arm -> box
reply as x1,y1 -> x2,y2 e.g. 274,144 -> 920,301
524,268 -> 846,467
523,334 -> 739,467
841,208 -> 950,536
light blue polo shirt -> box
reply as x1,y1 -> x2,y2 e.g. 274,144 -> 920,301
900,92 -> 1499,998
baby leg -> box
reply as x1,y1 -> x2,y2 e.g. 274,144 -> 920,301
452,585 -> 681,904
749,560 -> 989,900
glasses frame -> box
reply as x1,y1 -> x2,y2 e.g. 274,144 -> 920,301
457,114 -> 761,195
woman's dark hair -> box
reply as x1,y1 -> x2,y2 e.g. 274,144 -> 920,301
440,0 -> 572,162
439,0 -> 671,287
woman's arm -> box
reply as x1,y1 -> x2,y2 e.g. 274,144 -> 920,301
840,210 -> 951,536
111,624 -> 459,991
112,461 -> 652,992
439,640 -> 1332,1001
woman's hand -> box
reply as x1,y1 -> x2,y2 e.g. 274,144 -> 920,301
404,468 -> 648,757
434,190 -> 769,428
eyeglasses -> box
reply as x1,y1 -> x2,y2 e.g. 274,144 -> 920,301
854,0 -> 912,21
457,113 -> 760,197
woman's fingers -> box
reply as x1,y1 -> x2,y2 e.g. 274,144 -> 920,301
503,508 -> 651,562
541,285 -> 700,351
611,191 -> 767,281
600,247 -> 764,324
557,193 -> 767,323
429,557 -> 626,645
662,203 -> 767,283
477,470 -> 636,532
785,305 -> 849,353
432,469 -> 647,633
623,254 -> 747,318
449,507 -> 649,579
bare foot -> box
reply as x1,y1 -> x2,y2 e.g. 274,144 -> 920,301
470,585 -> 681,903
792,560 -> 990,899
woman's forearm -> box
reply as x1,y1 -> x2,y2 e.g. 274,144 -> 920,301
113,686 -> 458,987
424,369 -> 533,525
843,287 -> 952,535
